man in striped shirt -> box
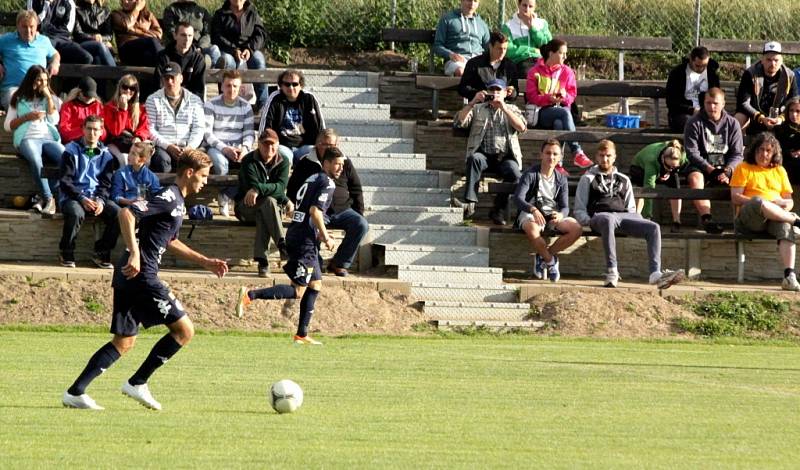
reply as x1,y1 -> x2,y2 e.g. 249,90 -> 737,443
204,69 -> 256,216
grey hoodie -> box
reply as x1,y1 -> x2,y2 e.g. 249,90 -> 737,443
683,108 -> 743,171
573,165 -> 636,226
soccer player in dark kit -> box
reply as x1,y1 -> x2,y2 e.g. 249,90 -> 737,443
235,147 -> 343,345
62,149 -> 229,410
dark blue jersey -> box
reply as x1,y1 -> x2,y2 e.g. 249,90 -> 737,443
113,185 -> 185,286
286,172 -> 335,250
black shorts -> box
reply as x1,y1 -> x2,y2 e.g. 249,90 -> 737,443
283,244 -> 321,287
110,276 -> 186,336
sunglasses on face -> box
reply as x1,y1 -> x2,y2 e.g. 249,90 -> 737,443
282,82 -> 300,87
121,84 -> 137,92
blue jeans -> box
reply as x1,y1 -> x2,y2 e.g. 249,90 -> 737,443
537,105 -> 582,153
207,147 -> 238,199
463,151 -> 521,209
327,208 -> 369,269
79,40 -> 117,66
280,144 -> 315,166
219,50 -> 268,108
18,139 -> 65,199
203,45 -> 221,67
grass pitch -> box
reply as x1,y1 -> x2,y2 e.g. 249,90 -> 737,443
1,330 -> 799,468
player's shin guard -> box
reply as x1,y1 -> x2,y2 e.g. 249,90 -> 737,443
68,342 -> 121,395
249,284 -> 296,301
296,288 -> 320,337
128,334 -> 182,386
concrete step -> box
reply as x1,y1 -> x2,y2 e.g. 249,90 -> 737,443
411,283 -> 519,302
337,137 -> 414,154
305,86 -> 378,105
326,119 -> 413,138
320,103 -> 391,121
299,70 -> 377,88
375,244 -> 489,267
423,301 -> 532,321
369,224 -> 481,247
359,169 -> 451,189
362,186 -> 450,207
397,265 -> 504,285
364,205 -> 463,226
436,319 -> 546,330
347,153 -> 427,171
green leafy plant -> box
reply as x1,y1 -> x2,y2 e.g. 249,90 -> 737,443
83,295 -> 105,315
678,292 -> 788,337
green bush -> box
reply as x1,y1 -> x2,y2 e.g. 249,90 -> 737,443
679,292 -> 788,337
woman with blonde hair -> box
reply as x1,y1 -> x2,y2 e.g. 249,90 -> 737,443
629,139 -> 689,230
103,74 -> 151,167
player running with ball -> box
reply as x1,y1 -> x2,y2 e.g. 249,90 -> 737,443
236,147 -> 343,345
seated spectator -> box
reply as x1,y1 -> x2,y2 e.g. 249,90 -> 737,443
458,31 -> 519,102
573,139 -> 685,289
684,87 -> 743,233
111,0 -> 163,66
58,114 -> 119,269
145,62 -> 205,173
513,138 -> 581,282
103,74 -> 151,168
731,132 -> 800,291
211,0 -> 269,108
258,69 -> 324,166
286,129 -> 369,277
73,0 -> 116,66
629,140 -> 688,231
155,22 -> 207,100
162,0 -> 220,66
27,0 -> 93,65
204,69 -> 256,216
433,0 -> 489,77
110,140 -> 160,207
0,10 -> 60,109
501,0 -> 552,76
735,41 -> 798,135
452,78 -> 525,225
235,129 -> 290,277
773,96 -> 800,185
4,65 -> 64,215
59,77 -> 106,144
526,38 -> 590,169
665,46 -> 720,134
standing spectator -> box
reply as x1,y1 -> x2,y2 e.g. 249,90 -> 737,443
451,78 -> 525,225
526,38 -> 591,169
59,76 -> 106,144
458,31 -> 519,102
735,41 -> 798,135
501,0 -> 552,76
73,0 -> 116,66
204,69 -> 256,216
103,74 -> 151,168
731,132 -> 800,291
110,140 -> 160,207
286,129 -> 369,277
145,62 -> 205,173
162,0 -> 220,66
58,114 -> 119,269
211,0 -> 269,108
433,0 -> 490,77
27,0 -> 93,65
629,140 -> 688,231
684,87 -> 743,233
774,97 -> 800,184
3,65 -> 64,215
258,69 -> 325,166
513,139 -> 582,282
111,0 -> 163,67
235,129 -> 290,277
665,46 -> 720,134
0,10 -> 60,109
155,22 -> 206,100
573,139 -> 685,289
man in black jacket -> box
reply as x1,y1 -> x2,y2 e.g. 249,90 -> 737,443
286,129 -> 368,276
458,31 -> 519,102
665,46 -> 720,133
162,0 -> 220,65
155,22 -> 206,99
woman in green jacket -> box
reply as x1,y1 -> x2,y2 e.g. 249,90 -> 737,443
501,0 -> 552,76
630,140 -> 688,231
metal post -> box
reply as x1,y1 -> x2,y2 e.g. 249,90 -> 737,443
390,0 -> 397,51
694,0 -> 701,47
498,0 -> 506,30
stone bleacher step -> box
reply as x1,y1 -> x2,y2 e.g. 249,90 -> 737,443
362,186 -> 450,207
375,244 -> 489,267
436,319 -> 546,330
297,70 -> 376,88
305,86 -> 378,105
369,224 -> 482,247
347,153 -> 427,171
337,137 -> 414,154
324,119 -> 413,139
397,265 -> 503,285
423,301 -> 532,321
359,169 -> 451,189
411,283 -> 519,303
319,103 -> 390,121
363,205 -> 463,226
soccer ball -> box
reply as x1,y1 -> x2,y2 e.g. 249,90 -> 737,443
269,379 -> 304,414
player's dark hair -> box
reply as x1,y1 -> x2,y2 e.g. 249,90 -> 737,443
321,147 -> 344,163
541,138 -> 561,151
83,114 -> 104,127
489,31 -> 507,46
278,69 -> 305,88
689,46 -> 709,61
175,21 -> 193,33
176,148 -> 212,173
744,132 -> 782,167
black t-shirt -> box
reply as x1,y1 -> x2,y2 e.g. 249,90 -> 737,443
759,73 -> 780,113
286,172 -> 335,251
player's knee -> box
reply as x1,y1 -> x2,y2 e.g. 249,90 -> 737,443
308,280 -> 322,291
112,335 -> 136,354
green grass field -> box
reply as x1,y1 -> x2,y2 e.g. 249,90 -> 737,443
1,329 -> 799,468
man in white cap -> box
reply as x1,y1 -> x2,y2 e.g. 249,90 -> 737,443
735,41 -> 798,134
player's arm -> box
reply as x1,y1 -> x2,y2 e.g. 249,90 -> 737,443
309,206 -> 334,252
167,238 -> 228,278
119,207 -> 140,279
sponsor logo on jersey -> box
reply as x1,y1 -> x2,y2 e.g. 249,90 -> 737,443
156,298 -> 172,318
157,188 -> 177,202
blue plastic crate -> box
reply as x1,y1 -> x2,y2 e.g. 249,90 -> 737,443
605,114 -> 641,129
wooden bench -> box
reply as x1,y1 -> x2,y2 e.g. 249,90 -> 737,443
57,64 -> 281,84
381,28 -> 436,72
700,38 -> 800,68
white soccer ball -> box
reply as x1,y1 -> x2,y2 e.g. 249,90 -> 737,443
269,379 -> 304,414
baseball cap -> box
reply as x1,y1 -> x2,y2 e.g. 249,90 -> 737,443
258,128 -> 279,144
764,41 -> 782,54
485,78 -> 507,90
160,61 -> 182,77
78,76 -> 98,99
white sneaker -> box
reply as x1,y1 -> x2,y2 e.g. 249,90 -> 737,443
121,382 -> 162,410
218,193 -> 230,217
604,269 -> 619,288
650,269 -> 686,290
62,391 -> 104,410
782,273 -> 800,292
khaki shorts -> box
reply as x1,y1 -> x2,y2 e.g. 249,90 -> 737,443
735,197 -> 796,242
516,211 -> 562,236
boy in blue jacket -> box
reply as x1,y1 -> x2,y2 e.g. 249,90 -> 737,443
111,141 -> 161,207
